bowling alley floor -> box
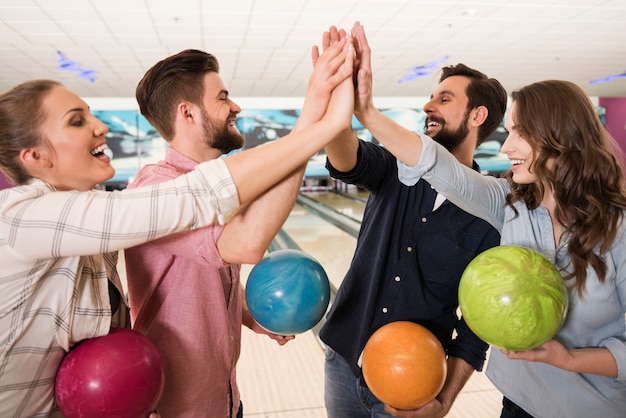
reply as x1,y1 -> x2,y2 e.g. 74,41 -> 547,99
238,324 -> 503,417
119,196 -> 504,417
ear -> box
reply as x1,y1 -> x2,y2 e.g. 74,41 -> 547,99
20,147 -> 52,169
470,105 -> 488,127
178,102 -> 195,124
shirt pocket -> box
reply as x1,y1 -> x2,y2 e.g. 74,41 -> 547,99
417,234 -> 477,289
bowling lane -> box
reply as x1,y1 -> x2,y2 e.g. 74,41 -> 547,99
302,190 -> 367,222
277,201 -> 357,291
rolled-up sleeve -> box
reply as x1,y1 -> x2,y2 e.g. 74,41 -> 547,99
181,157 -> 240,225
0,158 -> 240,259
600,337 -> 626,381
397,132 -> 436,186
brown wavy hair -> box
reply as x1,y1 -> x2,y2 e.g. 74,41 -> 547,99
505,80 -> 626,296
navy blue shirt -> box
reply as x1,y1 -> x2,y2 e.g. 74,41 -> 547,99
318,140 -> 500,378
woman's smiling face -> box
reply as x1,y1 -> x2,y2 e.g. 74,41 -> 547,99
500,102 -> 539,185
37,85 -> 114,191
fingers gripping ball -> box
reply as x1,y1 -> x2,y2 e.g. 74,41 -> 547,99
245,249 -> 331,335
362,321 -> 447,410
458,245 -> 569,351
55,328 -> 164,418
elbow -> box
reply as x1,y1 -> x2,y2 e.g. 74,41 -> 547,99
238,249 -> 266,265
220,241 -> 268,264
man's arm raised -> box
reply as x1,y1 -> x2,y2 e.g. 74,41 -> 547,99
351,22 -> 423,168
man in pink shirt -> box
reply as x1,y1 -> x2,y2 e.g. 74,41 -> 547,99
124,48 -> 333,417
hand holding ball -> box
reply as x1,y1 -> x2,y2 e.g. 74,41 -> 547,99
362,321 -> 447,410
459,245 -> 568,350
245,249 -> 330,335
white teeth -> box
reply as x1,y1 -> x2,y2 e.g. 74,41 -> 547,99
427,121 -> 440,127
91,144 -> 110,156
511,159 -> 524,165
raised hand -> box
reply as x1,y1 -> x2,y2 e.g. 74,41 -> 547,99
319,37 -> 355,135
297,27 -> 350,129
350,21 -> 376,122
311,25 -> 347,65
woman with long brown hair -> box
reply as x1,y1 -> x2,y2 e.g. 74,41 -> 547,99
351,19 -> 625,416
358,78 -> 626,417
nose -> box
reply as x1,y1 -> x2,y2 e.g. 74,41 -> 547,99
423,97 -> 435,114
230,99 -> 242,115
500,134 -> 513,154
93,116 -> 109,137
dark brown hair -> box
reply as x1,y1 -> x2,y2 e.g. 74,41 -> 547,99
135,49 -> 220,140
0,79 -> 61,185
440,63 -> 508,144
505,80 -> 626,295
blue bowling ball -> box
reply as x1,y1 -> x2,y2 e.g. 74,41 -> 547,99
245,249 -> 330,335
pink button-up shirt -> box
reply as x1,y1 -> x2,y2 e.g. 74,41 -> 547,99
125,147 -> 242,418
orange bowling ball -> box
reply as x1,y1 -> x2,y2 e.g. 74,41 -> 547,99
362,321 -> 447,410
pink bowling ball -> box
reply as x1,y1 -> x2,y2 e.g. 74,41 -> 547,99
55,328 -> 164,418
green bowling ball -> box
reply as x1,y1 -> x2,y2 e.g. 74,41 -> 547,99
458,245 -> 568,351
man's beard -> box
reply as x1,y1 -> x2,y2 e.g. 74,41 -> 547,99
428,110 -> 470,153
201,108 -> 245,154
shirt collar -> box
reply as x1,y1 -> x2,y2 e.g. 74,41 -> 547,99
164,146 -> 200,173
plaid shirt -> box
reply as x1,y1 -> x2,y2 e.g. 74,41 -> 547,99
0,158 -> 239,417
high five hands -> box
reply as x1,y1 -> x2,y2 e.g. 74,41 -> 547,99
310,22 -> 378,127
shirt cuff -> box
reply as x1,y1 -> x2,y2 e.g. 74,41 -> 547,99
198,158 -> 241,225
396,132 -> 436,186
600,337 -> 626,381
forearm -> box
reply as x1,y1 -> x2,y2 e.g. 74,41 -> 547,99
564,347 -> 618,377
505,340 -> 619,378
324,127 -> 359,172
436,356 -> 475,414
241,285 -> 256,329
357,106 -> 423,167
224,120 -> 336,205
218,164 -> 305,264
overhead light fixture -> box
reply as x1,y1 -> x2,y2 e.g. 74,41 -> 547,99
589,70 -> 626,85
398,56 -> 449,84
56,51 -> 97,83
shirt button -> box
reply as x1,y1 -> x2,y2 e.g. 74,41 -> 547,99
407,247 -> 413,252
394,276 -> 401,282
421,217 -> 427,222
382,307 -> 388,313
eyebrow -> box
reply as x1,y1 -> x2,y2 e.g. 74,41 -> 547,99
430,89 -> 456,100
438,89 -> 456,97
61,107 -> 85,120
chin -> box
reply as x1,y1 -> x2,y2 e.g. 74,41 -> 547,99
512,173 -> 534,185
95,170 -> 115,186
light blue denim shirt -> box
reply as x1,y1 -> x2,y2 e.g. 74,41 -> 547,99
398,132 -> 626,418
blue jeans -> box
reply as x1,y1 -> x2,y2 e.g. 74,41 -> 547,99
324,346 -> 393,418
500,397 -> 534,418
